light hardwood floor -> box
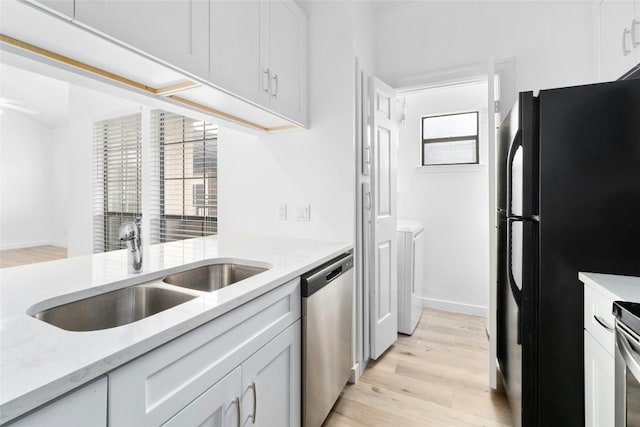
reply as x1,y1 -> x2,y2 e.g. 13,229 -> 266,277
324,308 -> 513,427
0,245 -> 67,268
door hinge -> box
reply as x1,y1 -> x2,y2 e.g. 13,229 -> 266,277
494,100 -> 500,113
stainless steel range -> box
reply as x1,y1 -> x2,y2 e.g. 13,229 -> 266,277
613,301 -> 640,427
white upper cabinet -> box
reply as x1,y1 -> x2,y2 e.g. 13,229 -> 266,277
13,0 -> 307,129
74,0 -> 210,80
25,0 -> 73,19
210,1 -> 262,105
210,0 -> 308,126
262,0 -> 307,125
598,0 -> 640,81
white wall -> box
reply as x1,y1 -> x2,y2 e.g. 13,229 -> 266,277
219,1 -> 375,242
0,109 -> 54,249
375,1 -> 596,92
397,81 -> 489,316
50,126 -> 69,246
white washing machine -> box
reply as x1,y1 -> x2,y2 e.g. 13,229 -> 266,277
397,220 -> 424,335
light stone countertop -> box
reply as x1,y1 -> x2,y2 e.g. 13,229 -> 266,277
579,272 -> 640,302
0,233 -> 352,424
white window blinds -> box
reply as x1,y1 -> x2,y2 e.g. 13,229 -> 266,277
93,113 -> 142,253
150,110 -> 218,243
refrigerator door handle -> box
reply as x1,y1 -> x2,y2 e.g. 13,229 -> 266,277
507,216 -> 523,345
505,130 -> 522,219
507,217 -> 523,307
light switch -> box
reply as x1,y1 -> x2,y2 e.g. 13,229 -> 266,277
296,205 -> 310,222
279,203 -> 287,221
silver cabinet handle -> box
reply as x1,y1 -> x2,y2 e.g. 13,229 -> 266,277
249,382 -> 257,423
594,315 -> 614,333
623,28 -> 632,56
632,19 -> 639,48
263,68 -> 270,93
272,73 -> 279,97
232,397 -> 240,427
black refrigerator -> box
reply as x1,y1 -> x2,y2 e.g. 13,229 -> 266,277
496,79 -> 640,427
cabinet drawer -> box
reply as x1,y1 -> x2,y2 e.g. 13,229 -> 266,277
109,278 -> 300,426
584,285 -> 616,356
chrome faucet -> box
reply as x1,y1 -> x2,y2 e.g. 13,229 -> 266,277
119,219 -> 142,273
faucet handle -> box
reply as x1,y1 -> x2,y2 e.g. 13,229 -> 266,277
119,221 -> 139,241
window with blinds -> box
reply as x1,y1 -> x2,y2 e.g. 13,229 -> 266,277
93,113 -> 142,253
150,110 -> 218,243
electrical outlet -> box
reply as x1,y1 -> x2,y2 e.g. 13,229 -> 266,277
279,203 -> 287,221
296,205 -> 310,222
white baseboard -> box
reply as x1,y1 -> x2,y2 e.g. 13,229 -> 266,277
348,362 -> 360,384
0,240 -> 67,251
419,296 -> 488,317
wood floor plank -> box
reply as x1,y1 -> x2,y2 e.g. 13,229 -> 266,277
0,245 -> 67,269
325,308 -> 513,427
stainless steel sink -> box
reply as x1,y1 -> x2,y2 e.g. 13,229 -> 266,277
33,285 -> 196,331
163,263 -> 268,292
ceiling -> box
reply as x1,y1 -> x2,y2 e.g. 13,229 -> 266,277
371,1 -> 415,10
0,63 -> 70,129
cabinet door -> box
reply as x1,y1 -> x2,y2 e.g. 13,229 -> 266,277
163,368 -> 241,427
7,377 -> 107,427
74,0 -> 209,79
599,0 -> 638,81
241,320 -> 301,427
585,331 -> 615,427
108,279 -> 300,426
266,0 -> 307,125
210,1 -> 264,106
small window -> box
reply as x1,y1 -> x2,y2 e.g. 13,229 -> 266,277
421,111 -> 479,166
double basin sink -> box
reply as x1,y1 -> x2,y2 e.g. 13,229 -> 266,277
32,263 -> 269,332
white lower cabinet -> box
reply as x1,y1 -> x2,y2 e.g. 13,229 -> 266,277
583,283 -> 617,427
7,377 -> 107,427
241,320 -> 301,426
162,320 -> 301,427
163,368 -> 242,427
584,331 -> 615,427
108,278 -> 301,426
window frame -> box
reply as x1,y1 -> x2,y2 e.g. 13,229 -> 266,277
153,110 -> 218,244
421,111 -> 480,166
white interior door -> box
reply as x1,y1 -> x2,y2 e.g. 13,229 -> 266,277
370,77 -> 398,360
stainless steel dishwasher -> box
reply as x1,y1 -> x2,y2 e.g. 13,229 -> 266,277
302,252 -> 353,427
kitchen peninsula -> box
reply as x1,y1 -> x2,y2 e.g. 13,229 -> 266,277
0,233 -> 351,425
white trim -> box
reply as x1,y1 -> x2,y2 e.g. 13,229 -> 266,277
348,362 -> 360,384
395,63 -> 488,93
415,164 -> 485,174
0,241 -> 67,251
419,296 -> 488,318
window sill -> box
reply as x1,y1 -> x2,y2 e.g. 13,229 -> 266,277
415,164 -> 486,174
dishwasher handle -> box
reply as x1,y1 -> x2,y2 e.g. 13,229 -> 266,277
326,266 -> 342,282
301,253 -> 353,297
